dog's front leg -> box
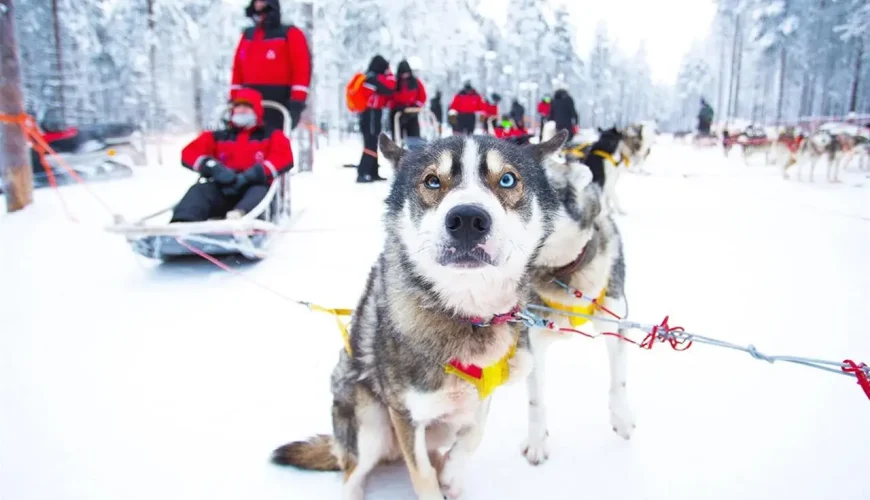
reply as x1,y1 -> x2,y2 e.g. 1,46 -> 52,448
389,408 -> 443,500
594,296 -> 636,440
523,327 -> 555,465
439,399 -> 491,499
605,167 -> 626,215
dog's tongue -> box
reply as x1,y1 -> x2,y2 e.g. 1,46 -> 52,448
476,240 -> 496,257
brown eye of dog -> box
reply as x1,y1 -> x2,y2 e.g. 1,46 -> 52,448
423,174 -> 441,189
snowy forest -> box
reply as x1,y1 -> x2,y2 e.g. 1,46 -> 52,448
10,0 -> 870,134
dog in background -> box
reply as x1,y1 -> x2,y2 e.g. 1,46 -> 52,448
582,127 -> 629,215
522,145 -> 635,465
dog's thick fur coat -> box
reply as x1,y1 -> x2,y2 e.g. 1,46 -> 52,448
273,132 -> 568,499
521,152 -> 636,465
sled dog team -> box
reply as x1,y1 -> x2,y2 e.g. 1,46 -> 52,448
270,131 -> 636,499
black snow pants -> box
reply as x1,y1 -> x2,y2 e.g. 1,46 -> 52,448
453,113 -> 476,136
357,108 -> 383,180
170,181 -> 269,223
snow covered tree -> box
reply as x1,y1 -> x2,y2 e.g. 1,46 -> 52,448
587,22 -> 617,127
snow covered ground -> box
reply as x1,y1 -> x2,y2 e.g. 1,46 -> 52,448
1,140 -> 868,500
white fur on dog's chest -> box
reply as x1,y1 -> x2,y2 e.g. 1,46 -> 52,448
404,379 -> 483,429
403,324 -> 526,426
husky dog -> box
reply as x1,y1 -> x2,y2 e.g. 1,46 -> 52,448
272,132 -> 567,500
622,121 -> 656,171
583,127 -> 629,215
725,125 -> 773,165
788,130 -> 845,182
771,126 -> 805,169
522,150 -> 635,465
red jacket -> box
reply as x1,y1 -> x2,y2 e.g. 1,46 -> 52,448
537,100 -> 551,117
449,89 -> 484,114
493,126 -> 526,139
390,77 -> 427,109
231,24 -> 311,105
181,88 -> 293,182
366,73 -> 397,110
481,101 -> 499,118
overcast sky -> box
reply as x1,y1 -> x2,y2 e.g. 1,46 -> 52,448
478,0 -> 717,85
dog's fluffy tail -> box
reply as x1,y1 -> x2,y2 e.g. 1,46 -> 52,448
271,434 -> 340,471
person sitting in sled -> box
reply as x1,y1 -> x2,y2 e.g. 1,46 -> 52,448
170,88 -> 293,223
493,115 -> 528,140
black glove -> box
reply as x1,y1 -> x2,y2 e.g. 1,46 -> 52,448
200,157 -> 236,185
221,164 -> 268,197
288,100 -> 305,130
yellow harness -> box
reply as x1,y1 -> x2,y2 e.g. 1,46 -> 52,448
564,142 -> 592,159
444,339 -> 517,400
319,305 -> 516,400
540,287 -> 607,327
592,149 -> 630,167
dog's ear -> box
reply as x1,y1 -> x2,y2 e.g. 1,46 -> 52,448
597,126 -> 604,133
378,133 -> 405,167
530,129 -> 568,161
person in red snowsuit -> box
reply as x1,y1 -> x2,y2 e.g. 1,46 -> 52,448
480,93 -> 501,133
171,88 -> 293,223
231,0 -> 311,132
355,55 -> 396,183
537,95 -> 551,140
388,60 -> 427,140
449,82 -> 484,136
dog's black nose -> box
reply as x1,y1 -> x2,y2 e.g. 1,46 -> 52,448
445,204 -> 491,244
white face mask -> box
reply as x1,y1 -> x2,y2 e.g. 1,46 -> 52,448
231,112 -> 257,128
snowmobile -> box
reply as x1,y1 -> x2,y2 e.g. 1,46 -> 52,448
30,108 -> 145,188
105,101 -> 293,261
391,106 -> 440,150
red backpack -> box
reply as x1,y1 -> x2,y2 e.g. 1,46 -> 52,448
345,73 -> 373,113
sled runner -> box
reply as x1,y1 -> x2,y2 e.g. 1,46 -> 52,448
106,100 -> 293,261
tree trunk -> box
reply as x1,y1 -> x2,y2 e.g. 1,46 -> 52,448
849,39 -> 863,113
147,0 -> 162,165
727,13 -> 740,121
733,17 -> 744,118
776,45 -> 787,122
298,1 -> 315,172
192,64 -> 203,130
0,0 -> 33,212
717,25 -> 727,121
51,0 -> 65,123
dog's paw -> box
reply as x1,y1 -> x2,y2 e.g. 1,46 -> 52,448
341,484 -> 365,500
521,433 -> 550,465
609,393 -> 636,440
439,458 -> 464,499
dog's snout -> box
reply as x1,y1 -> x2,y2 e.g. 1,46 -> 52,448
445,204 -> 491,244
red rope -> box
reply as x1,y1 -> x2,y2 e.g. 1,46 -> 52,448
842,360 -> 870,400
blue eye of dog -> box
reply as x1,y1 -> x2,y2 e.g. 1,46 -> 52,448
499,172 -> 517,188
424,175 -> 441,189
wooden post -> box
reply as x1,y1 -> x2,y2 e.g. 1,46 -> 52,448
0,0 -> 34,212
299,1 -> 315,172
